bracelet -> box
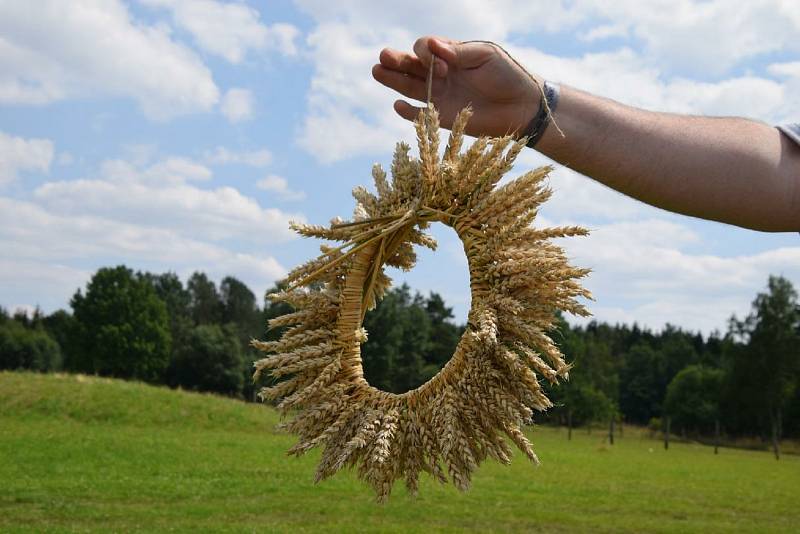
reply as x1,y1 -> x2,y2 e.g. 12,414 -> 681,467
523,80 -> 560,149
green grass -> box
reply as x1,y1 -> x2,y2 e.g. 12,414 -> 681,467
1,372 -> 798,533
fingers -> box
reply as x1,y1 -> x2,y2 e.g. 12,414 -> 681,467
413,36 -> 452,76
413,36 -> 498,74
427,37 -> 459,66
393,100 -> 424,122
378,36 -> 463,81
372,65 -> 427,102
378,48 -> 427,78
378,36 -> 496,82
394,100 -> 455,131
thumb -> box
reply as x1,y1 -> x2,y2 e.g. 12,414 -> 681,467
393,100 -> 423,122
428,37 -> 459,66
413,36 -> 458,77
416,36 -> 496,77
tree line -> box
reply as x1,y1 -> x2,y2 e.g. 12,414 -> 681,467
2,266 -> 798,451
0,265 -> 463,402
541,275 -> 800,457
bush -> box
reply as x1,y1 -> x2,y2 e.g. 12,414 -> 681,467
647,417 -> 662,437
664,365 -> 723,433
168,324 -> 244,396
0,321 -> 62,372
563,382 -> 615,425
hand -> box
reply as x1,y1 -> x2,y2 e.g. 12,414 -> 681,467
372,36 -> 541,138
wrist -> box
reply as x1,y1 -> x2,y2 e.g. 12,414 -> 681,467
522,81 -> 560,148
517,80 -> 542,137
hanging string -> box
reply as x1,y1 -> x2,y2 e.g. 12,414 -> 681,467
439,40 -> 564,138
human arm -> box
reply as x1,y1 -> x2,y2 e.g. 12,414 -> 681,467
372,36 -> 800,232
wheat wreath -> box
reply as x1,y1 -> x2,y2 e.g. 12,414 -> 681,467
252,97 -> 591,501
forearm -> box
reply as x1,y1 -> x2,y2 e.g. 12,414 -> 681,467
536,86 -> 800,231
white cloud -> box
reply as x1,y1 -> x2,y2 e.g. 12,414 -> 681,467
0,197 -> 286,312
32,157 -> 300,244
294,0 -> 578,41
508,46 -> 788,122
122,143 -> 159,166
554,218 -> 800,333
540,1 -> 799,76
598,0 -> 800,77
580,23 -> 629,42
297,23 -> 418,162
0,0 -> 219,119
295,0 -> 800,75
0,258 -> 89,314
0,131 -> 54,186
769,61 -> 800,78
268,23 -> 301,57
299,104 -> 404,163
0,149 -> 298,313
295,1 -> 800,163
516,151 -> 651,222
257,174 -> 306,201
766,60 -> 800,122
221,88 -> 255,123
204,146 -> 272,167
1,196 -> 285,266
141,0 -> 300,62
140,157 -> 212,184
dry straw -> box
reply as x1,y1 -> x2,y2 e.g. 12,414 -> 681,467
253,84 -> 591,501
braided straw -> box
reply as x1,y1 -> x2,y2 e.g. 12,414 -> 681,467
252,92 -> 591,501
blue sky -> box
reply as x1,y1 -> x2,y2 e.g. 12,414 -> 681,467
2,0 -> 799,333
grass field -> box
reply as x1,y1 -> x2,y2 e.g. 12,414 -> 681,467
1,372 -> 798,533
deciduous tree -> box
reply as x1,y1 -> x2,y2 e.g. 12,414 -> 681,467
70,266 -> 171,382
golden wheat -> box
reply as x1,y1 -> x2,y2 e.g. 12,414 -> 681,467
252,103 -> 591,502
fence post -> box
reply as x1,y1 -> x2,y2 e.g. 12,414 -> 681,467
567,409 -> 572,441
609,417 -> 615,445
771,409 -> 781,461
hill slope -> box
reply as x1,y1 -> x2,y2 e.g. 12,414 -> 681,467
1,371 -> 798,533
0,371 -> 276,430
